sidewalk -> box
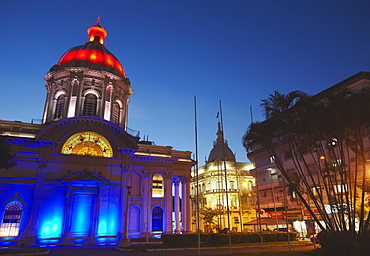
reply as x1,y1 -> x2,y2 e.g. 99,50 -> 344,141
0,241 -> 314,255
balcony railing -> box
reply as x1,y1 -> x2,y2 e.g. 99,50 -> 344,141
204,188 -> 240,193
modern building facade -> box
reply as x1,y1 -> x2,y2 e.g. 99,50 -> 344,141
0,21 -> 195,247
190,123 -> 255,233
246,72 -> 370,236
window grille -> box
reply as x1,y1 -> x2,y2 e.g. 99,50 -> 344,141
152,174 -> 164,198
54,94 -> 65,119
83,94 -> 97,116
152,206 -> 163,231
0,201 -> 23,237
113,102 -> 120,124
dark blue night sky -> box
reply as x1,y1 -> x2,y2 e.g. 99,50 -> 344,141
2,0 -> 370,163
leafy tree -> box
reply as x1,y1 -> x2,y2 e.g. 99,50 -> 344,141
0,135 -> 16,170
200,207 -> 223,233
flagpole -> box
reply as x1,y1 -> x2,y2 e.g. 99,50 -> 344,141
219,100 -> 232,255
194,95 -> 201,256
250,105 -> 264,253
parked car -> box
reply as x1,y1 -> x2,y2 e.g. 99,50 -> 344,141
274,228 -> 289,232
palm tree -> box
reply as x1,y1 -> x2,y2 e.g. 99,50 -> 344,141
243,88 -> 370,254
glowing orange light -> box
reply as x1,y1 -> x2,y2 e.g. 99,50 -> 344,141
106,54 -> 113,66
320,156 -> 325,160
56,23 -> 126,77
87,25 -> 107,44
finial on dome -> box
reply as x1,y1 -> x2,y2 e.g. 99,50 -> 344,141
216,122 -> 224,144
87,17 -> 107,44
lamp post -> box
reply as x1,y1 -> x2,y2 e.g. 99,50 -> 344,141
120,185 -> 132,247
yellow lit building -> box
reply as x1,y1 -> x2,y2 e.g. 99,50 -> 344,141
190,123 -> 255,233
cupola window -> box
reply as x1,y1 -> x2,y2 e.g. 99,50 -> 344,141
83,94 -> 97,116
54,94 -> 66,119
113,102 -> 120,125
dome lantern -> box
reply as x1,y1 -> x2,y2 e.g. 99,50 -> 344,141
207,122 -> 236,163
55,18 -> 125,77
87,16 -> 107,44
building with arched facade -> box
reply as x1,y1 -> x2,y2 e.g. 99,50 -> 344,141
190,123 -> 255,233
0,20 -> 195,247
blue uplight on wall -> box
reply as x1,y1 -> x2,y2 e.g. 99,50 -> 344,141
70,194 -> 93,236
40,218 -> 62,238
37,186 -> 64,243
96,189 -> 119,238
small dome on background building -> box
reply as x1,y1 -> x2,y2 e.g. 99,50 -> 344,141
51,18 -> 126,78
207,122 -> 236,163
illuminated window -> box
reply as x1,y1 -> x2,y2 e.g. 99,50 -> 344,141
0,201 -> 23,237
113,102 -> 120,125
152,174 -> 164,198
54,94 -> 65,119
269,156 -> 275,164
229,181 -> 235,189
61,131 -> 113,158
312,187 -> 320,197
152,206 -> 163,231
335,184 -> 348,194
83,94 -> 97,116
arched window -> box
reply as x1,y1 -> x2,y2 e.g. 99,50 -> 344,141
113,102 -> 120,125
152,174 -> 164,198
152,206 -> 163,231
0,201 -> 23,237
61,131 -> 113,158
83,94 -> 97,116
54,94 -> 65,119
129,206 -> 140,232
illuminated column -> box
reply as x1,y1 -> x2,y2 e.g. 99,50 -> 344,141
181,176 -> 191,233
47,85 -> 58,122
65,79 -> 73,118
123,96 -> 129,130
118,164 -> 131,241
22,159 -> 48,245
109,87 -> 115,122
74,77 -> 84,116
100,83 -> 107,119
42,81 -> 52,123
142,170 -> 151,237
174,179 -> 181,233
164,174 -> 173,234
91,188 -> 102,237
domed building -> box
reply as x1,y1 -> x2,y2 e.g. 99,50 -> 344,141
190,123 -> 255,233
0,20 -> 195,247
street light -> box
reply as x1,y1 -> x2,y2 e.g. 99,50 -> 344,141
120,185 -> 132,247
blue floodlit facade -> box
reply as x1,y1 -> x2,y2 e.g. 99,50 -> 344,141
0,21 -> 195,247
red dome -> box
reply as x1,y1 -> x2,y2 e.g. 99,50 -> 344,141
56,23 -> 126,77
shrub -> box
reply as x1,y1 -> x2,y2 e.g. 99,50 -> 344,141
161,231 -> 297,246
317,230 -> 370,256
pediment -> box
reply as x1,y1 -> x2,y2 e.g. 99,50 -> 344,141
62,168 -> 109,184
